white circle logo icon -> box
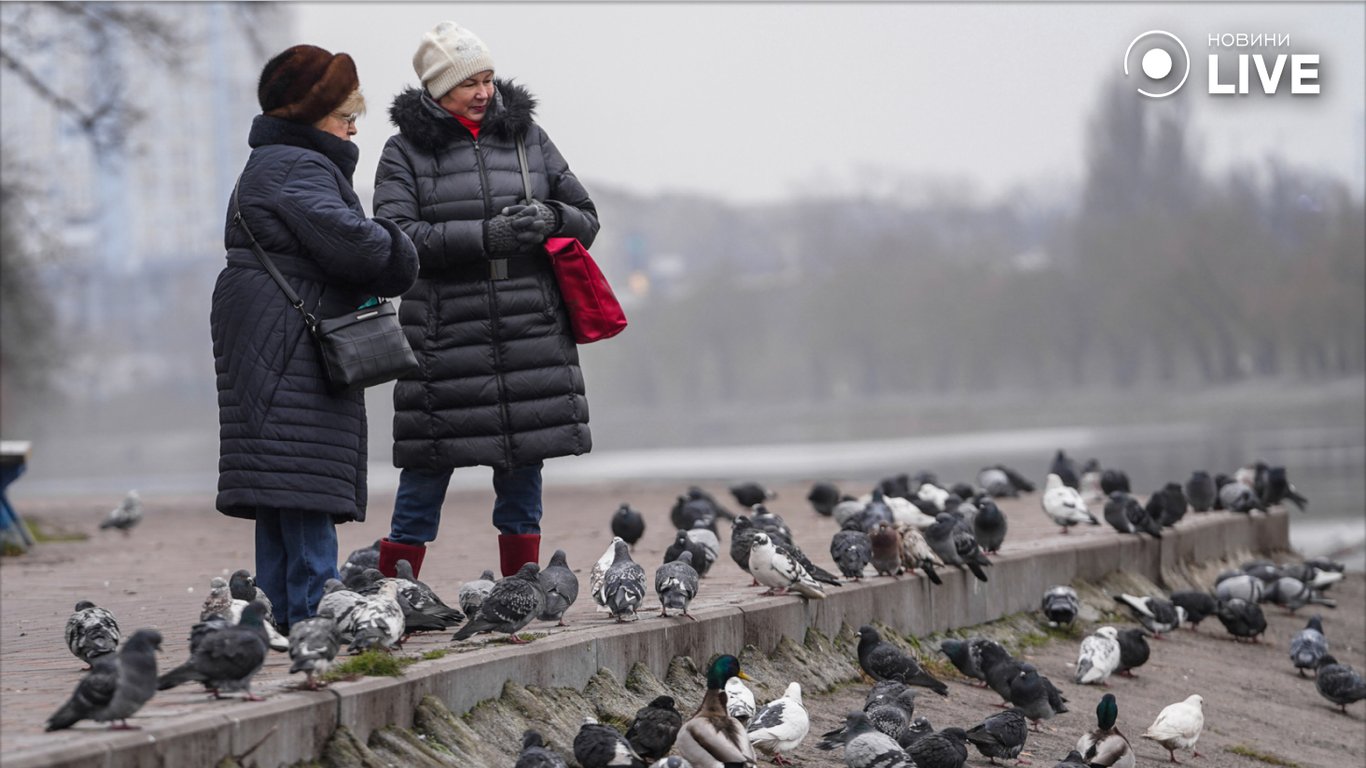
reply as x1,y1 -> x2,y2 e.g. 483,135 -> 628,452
1124,30 -> 1190,98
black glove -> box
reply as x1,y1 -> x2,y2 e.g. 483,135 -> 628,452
484,212 -> 544,255
503,201 -> 559,243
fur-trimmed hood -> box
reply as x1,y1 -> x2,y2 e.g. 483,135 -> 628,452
388,79 -> 537,153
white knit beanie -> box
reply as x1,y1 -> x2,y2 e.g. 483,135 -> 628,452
413,21 -> 495,99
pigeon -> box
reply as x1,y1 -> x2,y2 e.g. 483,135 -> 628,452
807,481 -> 844,516
730,481 -> 775,508
1262,466 -> 1307,511
599,540 -> 647,622
316,580 -> 368,644
1290,615 -> 1328,677
1009,663 -> 1069,729
673,487 -> 734,532
885,494 -> 938,529
345,575 -> 406,652
916,482 -> 953,513
1314,655 -> 1366,712
1240,559 -> 1282,583
749,531 -> 826,599
897,524 -> 944,584
907,726 -> 970,768
46,628 -> 162,731
65,600 -> 121,668
1080,460 -> 1104,502
973,639 -> 1024,704
537,549 -> 580,626
751,503 -> 794,542
229,569 -> 276,628
853,489 -> 897,531
574,718 -> 646,768
977,467 -> 1017,498
1169,591 -> 1218,630
338,540 -> 380,585
451,563 -> 545,643
1114,628 -> 1150,678
841,711 -> 913,768
1280,561 -> 1345,591
965,708 -> 1028,765
831,518 -> 874,580
655,550 -> 700,619
1218,478 -> 1266,513
611,503 -> 646,546
459,569 -> 498,617
685,522 -> 722,576
627,696 -> 683,762
200,577 -> 234,621
1155,483 -> 1188,527
517,729 -> 570,768
729,516 -> 760,577
1041,585 -> 1080,627
972,499 -> 1007,554
98,490 -> 142,534
395,559 -> 465,628
856,625 -> 948,696
1100,468 -> 1131,495
591,537 -> 627,610
869,522 -> 904,577
1215,597 -> 1267,642
677,655 -> 756,768
1114,594 -> 1185,638
1075,626 -> 1122,686
157,600 -> 270,700
725,675 -> 758,723
1103,492 -> 1140,535
746,681 -> 809,764
1123,494 -> 1163,539
925,513 -> 991,582
1185,471 -> 1216,512
1264,575 -> 1333,613
1214,573 -> 1265,604
938,638 -> 985,685
1041,473 -> 1098,532
816,683 -> 918,751
665,530 -> 712,577
993,464 -> 1036,494
287,615 -> 341,689
1050,450 -> 1080,488
1142,694 -> 1204,762
647,760 -> 691,768
1076,693 -> 1134,768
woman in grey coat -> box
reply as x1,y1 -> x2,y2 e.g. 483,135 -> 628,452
372,21 -> 600,579
211,45 -> 418,629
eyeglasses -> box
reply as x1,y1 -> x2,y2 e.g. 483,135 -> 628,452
332,111 -> 359,126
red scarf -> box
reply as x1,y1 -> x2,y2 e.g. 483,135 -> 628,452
448,111 -> 482,139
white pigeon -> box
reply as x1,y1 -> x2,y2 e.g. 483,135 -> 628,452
1041,473 -> 1099,532
916,483 -> 951,512
885,495 -> 938,529
590,536 -> 625,612
748,532 -> 826,599
746,681 -> 810,763
1142,694 -> 1204,763
725,675 -> 757,723
1075,626 -> 1122,685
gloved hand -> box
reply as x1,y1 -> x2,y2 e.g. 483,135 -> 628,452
502,200 -> 559,243
484,212 -> 545,255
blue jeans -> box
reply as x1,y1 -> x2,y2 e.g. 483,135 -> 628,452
254,508 -> 339,629
390,463 -> 543,544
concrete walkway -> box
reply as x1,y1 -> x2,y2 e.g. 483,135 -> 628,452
0,481 -> 1291,767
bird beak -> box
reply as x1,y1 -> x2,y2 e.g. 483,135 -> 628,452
738,671 -> 754,681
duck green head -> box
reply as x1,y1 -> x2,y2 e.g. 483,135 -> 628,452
706,654 -> 751,689
1096,692 -> 1118,730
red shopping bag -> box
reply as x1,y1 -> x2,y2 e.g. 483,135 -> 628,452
545,236 -> 628,344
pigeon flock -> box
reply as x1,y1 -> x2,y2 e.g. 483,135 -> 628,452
37,455 -> 1359,768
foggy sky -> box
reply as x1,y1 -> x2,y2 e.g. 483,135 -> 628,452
295,2 -> 1365,205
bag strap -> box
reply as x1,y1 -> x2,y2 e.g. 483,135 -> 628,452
515,135 -> 533,205
231,176 -> 317,331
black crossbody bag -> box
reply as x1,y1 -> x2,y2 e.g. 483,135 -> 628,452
231,180 -> 417,394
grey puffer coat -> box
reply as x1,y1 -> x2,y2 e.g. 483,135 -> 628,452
374,81 -> 599,470
212,116 -> 419,522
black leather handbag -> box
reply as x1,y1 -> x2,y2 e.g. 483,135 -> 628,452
231,180 -> 417,394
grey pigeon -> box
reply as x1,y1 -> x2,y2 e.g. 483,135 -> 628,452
65,600 -> 121,668
1050,450 -> 1080,488
1114,593 -> 1185,637
938,638 -> 985,684
972,499 -> 1007,554
1123,494 -> 1162,538
517,729 -> 570,768
316,579 -> 368,645
655,550 -> 700,619
574,718 -> 646,768
978,467 -> 1017,498
98,490 -> 142,534
452,563 -> 545,643
611,503 -> 646,546
1215,597 -> 1267,642
459,570 -> 497,617
831,518 -> 873,580
965,708 -> 1028,764
395,559 -> 465,627
1170,591 -> 1219,629
729,515 -> 759,576
46,628 -> 161,731
750,503 -> 794,541
604,540 -> 647,622
199,577 -> 233,621
1218,478 -> 1266,513
842,710 -> 912,768
925,513 -> 990,582
1100,468 -> 1130,495
907,726 -> 969,768
537,549 -> 580,625
229,569 -> 276,628
287,615 -> 341,689
816,682 -> 916,751
856,625 -> 948,696
730,481 -> 775,508
1290,615 -> 1328,677
1115,628 -> 1150,677
684,522 -> 721,575
1314,655 -> 1366,712
807,481 -> 844,516
1103,492 -> 1139,535
1214,572 -> 1266,604
338,540 -> 380,585
1009,663 -> 1068,728
157,600 -> 270,700
627,696 -> 683,762
973,639 -> 1022,704
1265,575 -> 1334,612
1040,585 -> 1080,627
1156,482 -> 1188,527
1185,471 -> 1216,512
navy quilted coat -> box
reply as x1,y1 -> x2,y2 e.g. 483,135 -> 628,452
374,82 -> 599,470
211,116 -> 419,522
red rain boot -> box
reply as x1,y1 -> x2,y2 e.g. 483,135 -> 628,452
377,538 -> 427,578
498,533 -> 541,577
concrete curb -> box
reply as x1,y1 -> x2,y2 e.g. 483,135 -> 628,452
2,509 -> 1289,768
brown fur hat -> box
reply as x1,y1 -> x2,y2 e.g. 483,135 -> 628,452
258,44 -> 358,124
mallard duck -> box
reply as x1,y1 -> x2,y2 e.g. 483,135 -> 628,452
1077,693 -> 1134,768
676,655 -> 758,768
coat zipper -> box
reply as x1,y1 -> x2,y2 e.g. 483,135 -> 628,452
473,137 -> 516,467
